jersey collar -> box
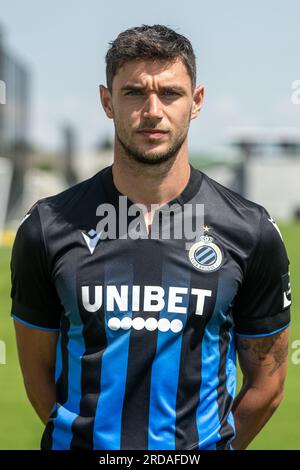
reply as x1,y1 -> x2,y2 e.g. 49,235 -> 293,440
101,164 -> 203,210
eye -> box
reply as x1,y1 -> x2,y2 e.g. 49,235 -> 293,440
124,90 -> 143,96
162,90 -> 180,97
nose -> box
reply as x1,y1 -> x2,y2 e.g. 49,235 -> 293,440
143,93 -> 164,120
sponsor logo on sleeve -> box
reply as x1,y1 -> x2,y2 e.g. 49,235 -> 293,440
282,272 -> 292,309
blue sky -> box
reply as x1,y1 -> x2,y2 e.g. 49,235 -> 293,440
1,0 -> 300,154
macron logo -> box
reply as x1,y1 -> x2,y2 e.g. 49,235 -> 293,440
81,229 -> 102,254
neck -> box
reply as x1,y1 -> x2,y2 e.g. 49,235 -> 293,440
112,139 -> 191,208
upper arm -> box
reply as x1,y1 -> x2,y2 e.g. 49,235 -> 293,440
232,209 -> 291,338
14,320 -> 59,382
232,210 -> 291,396
10,202 -> 62,330
236,328 -> 289,391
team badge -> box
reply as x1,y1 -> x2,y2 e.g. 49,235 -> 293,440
188,235 -> 223,272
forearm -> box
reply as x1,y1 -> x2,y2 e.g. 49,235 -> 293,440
24,373 -> 56,425
231,384 -> 283,450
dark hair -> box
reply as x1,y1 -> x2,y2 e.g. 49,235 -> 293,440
105,24 -> 197,92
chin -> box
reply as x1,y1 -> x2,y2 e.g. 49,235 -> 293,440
131,152 -> 175,166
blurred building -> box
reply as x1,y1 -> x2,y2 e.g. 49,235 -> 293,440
228,127 -> 300,221
0,23 -> 116,233
73,148 -> 113,182
0,25 -> 30,221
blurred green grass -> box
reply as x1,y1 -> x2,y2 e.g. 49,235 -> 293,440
0,223 -> 299,449
0,246 -> 44,449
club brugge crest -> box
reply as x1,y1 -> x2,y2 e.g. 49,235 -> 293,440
188,236 -> 223,272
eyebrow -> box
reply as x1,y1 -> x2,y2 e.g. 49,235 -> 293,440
120,84 -> 186,94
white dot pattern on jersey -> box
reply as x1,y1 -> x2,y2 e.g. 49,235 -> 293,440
107,317 -> 183,333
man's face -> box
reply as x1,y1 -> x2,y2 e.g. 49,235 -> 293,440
100,59 -> 204,165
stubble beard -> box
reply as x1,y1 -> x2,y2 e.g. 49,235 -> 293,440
115,124 -> 190,166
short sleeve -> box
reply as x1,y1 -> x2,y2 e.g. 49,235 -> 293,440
10,203 -> 62,331
232,209 -> 291,337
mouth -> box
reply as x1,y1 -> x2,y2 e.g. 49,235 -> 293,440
137,129 -> 169,139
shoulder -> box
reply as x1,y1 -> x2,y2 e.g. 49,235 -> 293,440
194,169 -> 289,272
198,169 -> 275,238
39,166 -> 109,212
200,170 -> 266,217
21,166 -> 111,232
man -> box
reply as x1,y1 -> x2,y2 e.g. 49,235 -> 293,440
11,24 -> 291,450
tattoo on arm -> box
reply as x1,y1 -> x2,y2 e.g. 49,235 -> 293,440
238,330 -> 289,376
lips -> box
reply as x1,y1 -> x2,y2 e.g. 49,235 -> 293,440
138,129 -> 169,139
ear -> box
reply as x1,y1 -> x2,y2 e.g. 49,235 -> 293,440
99,85 -> 114,119
191,84 -> 205,120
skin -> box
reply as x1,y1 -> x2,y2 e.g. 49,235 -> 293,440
100,58 -> 204,228
14,320 -> 58,424
14,57 -> 289,448
232,328 -> 289,449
